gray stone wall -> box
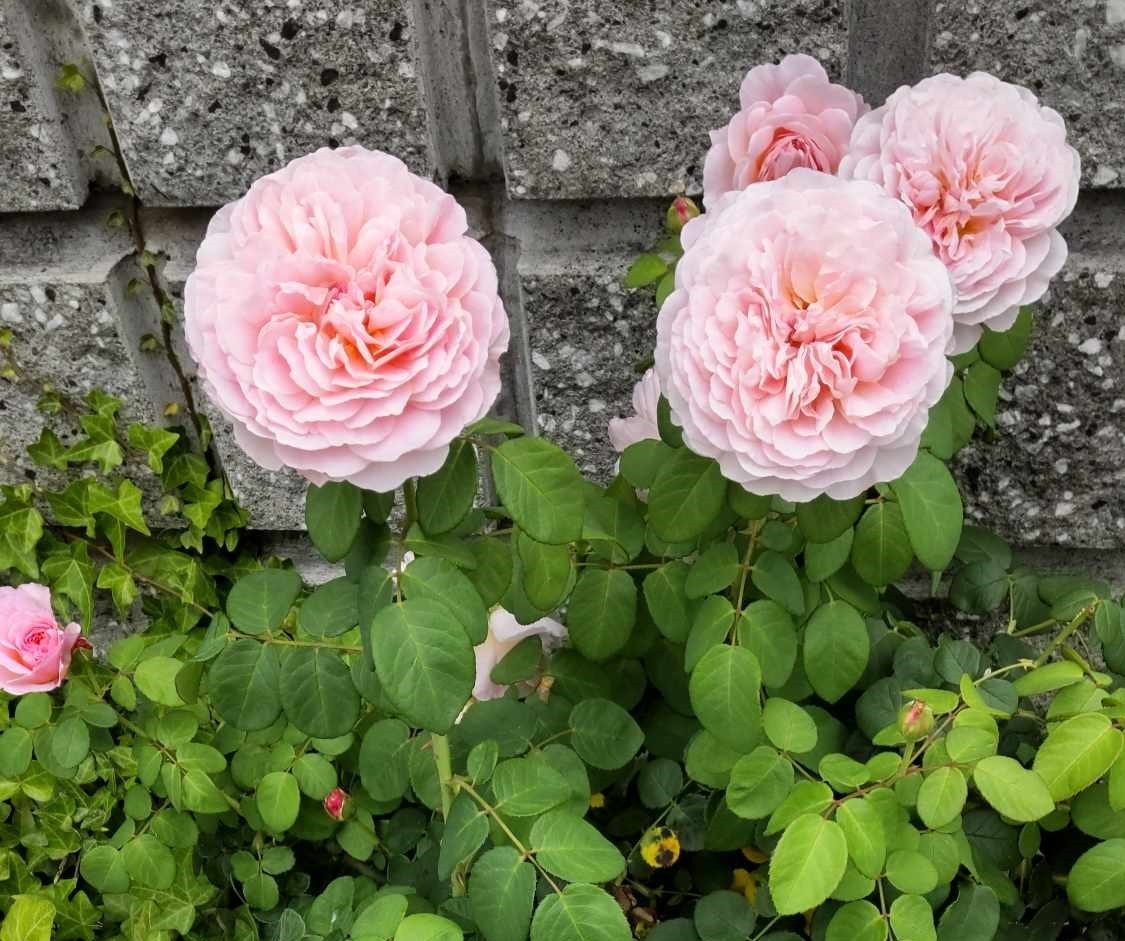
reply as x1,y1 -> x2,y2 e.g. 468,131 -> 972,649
0,0 -> 1122,572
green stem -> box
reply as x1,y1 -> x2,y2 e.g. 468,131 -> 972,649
432,734 -> 455,820
1034,604 -> 1097,668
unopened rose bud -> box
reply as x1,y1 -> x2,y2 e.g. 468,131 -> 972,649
898,700 -> 935,742
666,196 -> 700,234
323,787 -> 350,821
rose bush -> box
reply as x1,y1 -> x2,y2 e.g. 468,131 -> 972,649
0,57 -> 1121,941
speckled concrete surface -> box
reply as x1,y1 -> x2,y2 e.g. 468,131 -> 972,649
486,0 -> 847,199
73,0 -> 431,205
931,0 -> 1125,189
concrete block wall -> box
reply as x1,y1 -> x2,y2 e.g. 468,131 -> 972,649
0,0 -> 1122,578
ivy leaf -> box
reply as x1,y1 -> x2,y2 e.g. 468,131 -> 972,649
0,499 -> 44,578
89,479 -> 151,535
41,543 -> 94,627
0,895 -> 55,941
128,423 -> 179,472
26,429 -> 70,470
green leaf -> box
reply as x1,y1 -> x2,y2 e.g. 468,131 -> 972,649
619,439 -> 675,490
257,771 -> 300,832
50,716 -> 90,767
643,561 -> 696,643
226,569 -> 302,635
97,561 -> 138,612
890,452 -> 963,572
0,727 -> 32,777
1011,660 -> 1084,697
298,576 -> 359,637
207,639 -> 282,731
768,814 -> 848,915
570,698 -> 644,770
400,556 -> 489,645
90,479 -> 151,535
280,647 -> 359,738
306,481 -> 364,562
978,307 -> 1033,371
491,635 -> 542,685
123,833 -> 175,889
81,844 -> 131,893
936,885 -> 999,941
803,601 -> 869,704
762,699 -> 817,754
1068,839 -> 1125,912
491,437 -> 585,544
135,656 -> 187,707
531,810 -> 626,883
886,849 -> 938,894
492,757 -> 570,816
583,492 -> 645,564
469,847 -> 536,941
686,543 -> 740,598
567,568 -> 637,661
694,890 -> 756,941
530,883 -> 631,941
648,450 -> 725,542
916,767 -> 968,830
836,797 -> 885,879
689,644 -> 762,753
964,361 -> 1001,426
625,253 -> 669,288
686,595 -> 736,672
1033,713 -> 1123,801
973,756 -> 1054,823
0,895 -> 55,941
750,551 -> 804,617
438,791 -> 488,879
737,601 -> 797,689
371,599 -> 475,733
395,914 -> 463,941
890,895 -> 936,941
851,502 -> 913,586
352,894 -> 408,940
418,439 -> 478,535
0,500 -> 44,579
518,533 -> 574,611
825,900 -> 884,941
27,428 -> 71,470
726,746 -> 793,821
796,494 -> 864,544
358,719 -> 412,801
949,560 -> 1009,614
638,759 -> 684,809
805,528 -> 854,583
656,397 -> 684,448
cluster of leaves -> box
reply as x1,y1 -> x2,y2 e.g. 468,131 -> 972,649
2,298 -> 1125,941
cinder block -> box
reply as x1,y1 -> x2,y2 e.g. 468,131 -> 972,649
486,0 -> 847,199
75,0 -> 432,206
930,0 -> 1125,188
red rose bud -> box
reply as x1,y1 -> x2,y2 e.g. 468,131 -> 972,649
898,700 -> 935,742
666,196 -> 700,234
323,787 -> 350,820
75,637 -> 93,651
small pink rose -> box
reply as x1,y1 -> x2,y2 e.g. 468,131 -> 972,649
840,71 -> 1080,352
703,54 -> 867,209
472,609 -> 567,702
323,787 -> 350,820
0,583 -> 83,695
184,146 -> 509,493
608,368 -> 661,455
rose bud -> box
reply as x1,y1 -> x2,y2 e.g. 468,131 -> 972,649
665,196 -> 700,234
323,787 -> 350,821
898,700 -> 935,742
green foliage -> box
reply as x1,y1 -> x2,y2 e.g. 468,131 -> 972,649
3,302 -> 1125,941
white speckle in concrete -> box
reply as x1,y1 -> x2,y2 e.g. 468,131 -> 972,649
1079,337 -> 1103,355
1108,0 -> 1125,26
532,351 -> 551,371
1054,459 -> 1069,474
551,149 -> 571,172
1109,44 -> 1125,68
211,61 -> 232,79
637,63 -> 669,83
1095,271 -> 1117,288
159,126 -> 178,146
341,111 -> 358,130
0,303 -> 22,324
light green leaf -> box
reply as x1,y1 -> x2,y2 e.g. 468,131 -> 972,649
530,883 -> 631,941
885,849 -> 938,894
689,644 -> 762,753
762,699 -> 817,754
135,656 -> 187,707
1033,713 -> 1124,801
973,756 -> 1054,823
624,253 -> 669,288
123,833 -> 175,889
836,797 -> 886,879
257,771 -> 300,832
726,747 -> 792,821
825,900 -> 885,941
469,847 -> 536,941
1011,661 -> 1084,697
395,913 -> 463,941
917,767 -> 968,830
1068,839 -> 1125,912
737,600 -> 797,689
890,895 -> 936,941
0,895 -> 55,941
80,845 -> 130,893
768,814 -> 848,915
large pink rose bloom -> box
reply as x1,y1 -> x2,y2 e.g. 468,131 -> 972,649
608,368 -> 660,453
0,584 -> 83,694
184,146 -> 509,491
703,54 -> 867,209
655,170 -> 954,503
840,72 -> 1080,352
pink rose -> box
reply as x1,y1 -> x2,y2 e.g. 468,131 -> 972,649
0,583 -> 83,694
703,54 -> 867,209
608,368 -> 661,454
184,146 -> 509,492
840,72 -> 1080,352
655,169 -> 954,503
473,609 -> 566,702
323,787 -> 350,820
